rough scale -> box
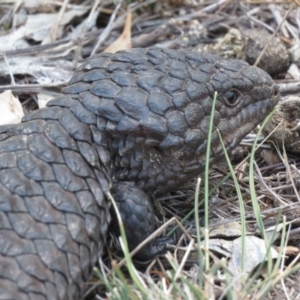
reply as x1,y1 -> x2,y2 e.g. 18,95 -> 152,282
0,48 -> 280,299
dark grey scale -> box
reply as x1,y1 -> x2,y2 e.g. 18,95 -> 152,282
0,255 -> 47,296
44,121 -> 77,150
132,58 -> 151,66
186,51 -> 207,64
0,183 -> 28,212
82,69 -> 110,82
78,91 -> 105,117
144,138 -> 160,146
65,253 -> 81,286
184,129 -> 206,150
155,65 -> 168,74
65,213 -> 91,249
188,69 -> 211,84
52,164 -> 88,192
16,254 -> 54,283
62,82 -> 90,94
69,101 -> 97,125
59,109 -> 92,143
49,223 -> 80,254
111,71 -> 137,87
77,213 -> 101,244
0,152 -> 17,168
140,113 -> 168,141
142,159 -> 159,178
0,135 -> 28,153
0,120 -> 45,139
169,69 -> 188,80
95,145 -> 111,167
8,212 -> 51,240
131,63 -> 152,73
147,48 -> 168,60
68,71 -> 85,84
117,138 -> 127,157
62,149 -> 95,178
159,134 -> 184,150
78,244 -> 92,281
186,80 -> 209,100
127,168 -> 140,182
137,70 -> 164,93
91,79 -> 121,98
215,59 -> 248,72
115,87 -> 150,120
27,134 -> 64,163
119,155 -> 130,168
77,141 -> 101,169
172,92 -> 191,110
161,76 -> 184,95
86,175 -> 109,204
95,97 -> 123,122
46,95 -> 75,108
148,57 -> 164,66
167,59 -> 187,70
113,48 -> 147,63
0,168 -> 43,196
203,53 -> 222,64
24,196 -> 66,224
105,120 -> 118,135
0,278 -> 30,300
76,190 -> 103,218
116,115 -> 141,134
199,63 -> 215,74
166,110 -> 188,136
41,182 -> 83,214
78,54 -> 112,71
211,72 -> 233,92
106,61 -> 130,72
0,132 -> 10,142
16,151 -> 55,181
143,178 -> 156,191
33,240 -> 69,293
184,102 -> 205,128
0,211 -> 11,229
23,107 -> 62,122
162,48 -> 185,61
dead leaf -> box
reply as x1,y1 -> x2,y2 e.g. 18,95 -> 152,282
104,12 -> 132,53
0,90 -> 24,125
209,221 -> 247,238
0,56 -> 73,85
228,236 -> 279,276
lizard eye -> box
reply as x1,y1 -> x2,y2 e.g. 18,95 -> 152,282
225,89 -> 240,106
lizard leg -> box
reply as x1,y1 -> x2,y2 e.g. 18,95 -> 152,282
110,182 -> 176,261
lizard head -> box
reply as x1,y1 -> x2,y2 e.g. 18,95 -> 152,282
62,48 -> 280,195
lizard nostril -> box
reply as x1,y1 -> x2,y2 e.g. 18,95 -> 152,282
272,86 -> 279,98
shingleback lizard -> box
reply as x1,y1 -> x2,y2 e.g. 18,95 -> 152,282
0,48 -> 280,299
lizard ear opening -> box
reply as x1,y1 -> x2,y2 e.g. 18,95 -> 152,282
224,89 -> 241,106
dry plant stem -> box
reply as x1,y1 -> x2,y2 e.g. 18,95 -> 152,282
50,0 -> 69,42
254,3 -> 294,67
253,161 -> 287,205
269,4 -> 290,38
278,81 -> 300,94
73,0 -> 102,67
166,239 -> 195,296
3,54 -> 15,85
238,2 -> 274,32
91,0 -> 123,55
